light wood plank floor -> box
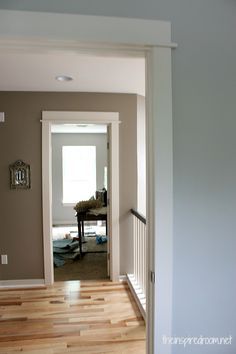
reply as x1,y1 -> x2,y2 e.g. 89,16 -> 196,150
0,281 -> 146,354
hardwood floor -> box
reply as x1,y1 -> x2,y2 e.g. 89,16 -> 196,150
0,281 -> 146,353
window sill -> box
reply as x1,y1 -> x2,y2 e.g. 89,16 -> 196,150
62,202 -> 76,207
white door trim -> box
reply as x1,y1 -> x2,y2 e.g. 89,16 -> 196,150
146,48 -> 173,354
42,111 -> 120,284
0,10 -> 175,354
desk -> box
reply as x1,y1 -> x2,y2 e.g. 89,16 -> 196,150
76,211 -> 107,256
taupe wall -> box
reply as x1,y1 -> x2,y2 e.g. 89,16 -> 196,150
0,92 -> 137,280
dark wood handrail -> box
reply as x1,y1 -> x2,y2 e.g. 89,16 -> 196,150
130,209 -> 146,225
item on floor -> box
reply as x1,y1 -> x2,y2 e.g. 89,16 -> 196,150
53,239 -> 79,267
96,235 -> 107,244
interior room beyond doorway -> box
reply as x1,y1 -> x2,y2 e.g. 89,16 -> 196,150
51,123 -> 109,281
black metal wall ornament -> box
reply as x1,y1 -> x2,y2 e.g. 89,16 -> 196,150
9,160 -> 31,189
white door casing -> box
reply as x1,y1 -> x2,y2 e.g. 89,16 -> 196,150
0,10 -> 176,354
42,111 -> 120,284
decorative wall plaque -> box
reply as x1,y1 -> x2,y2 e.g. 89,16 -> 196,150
9,160 -> 31,189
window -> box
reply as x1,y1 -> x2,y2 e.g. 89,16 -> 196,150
62,146 -> 96,204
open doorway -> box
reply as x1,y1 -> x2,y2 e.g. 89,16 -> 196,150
51,123 -> 109,281
42,111 -> 120,284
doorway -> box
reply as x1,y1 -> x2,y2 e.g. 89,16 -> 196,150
42,111 -> 120,284
51,123 -> 109,281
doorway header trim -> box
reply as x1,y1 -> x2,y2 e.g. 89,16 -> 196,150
0,10 -> 177,49
42,111 -> 120,123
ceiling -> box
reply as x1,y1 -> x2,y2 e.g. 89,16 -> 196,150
0,51 -> 145,95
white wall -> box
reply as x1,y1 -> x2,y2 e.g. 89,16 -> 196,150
52,133 -> 107,224
137,95 -> 146,216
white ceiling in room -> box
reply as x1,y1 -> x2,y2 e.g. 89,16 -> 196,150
0,51 -> 145,95
51,124 -> 107,134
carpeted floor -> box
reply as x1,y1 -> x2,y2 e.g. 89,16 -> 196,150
54,236 -> 108,281
82,236 -> 107,253
54,253 -> 108,281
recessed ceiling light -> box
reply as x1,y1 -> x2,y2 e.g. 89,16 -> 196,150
55,75 -> 73,82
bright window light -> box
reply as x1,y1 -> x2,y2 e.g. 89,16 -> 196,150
62,146 -> 96,204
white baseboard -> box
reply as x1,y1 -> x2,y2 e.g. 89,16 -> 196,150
127,273 -> 146,321
0,279 -> 45,289
119,275 -> 127,282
